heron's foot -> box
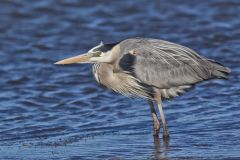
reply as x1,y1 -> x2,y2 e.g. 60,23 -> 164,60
153,123 -> 160,136
153,128 -> 160,136
162,124 -> 169,139
163,132 -> 169,139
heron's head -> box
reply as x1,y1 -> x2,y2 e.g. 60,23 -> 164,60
55,41 -> 120,65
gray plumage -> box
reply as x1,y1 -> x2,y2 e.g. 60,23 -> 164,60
56,37 -> 231,138
93,38 -> 230,99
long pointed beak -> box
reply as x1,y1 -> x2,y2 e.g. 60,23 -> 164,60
55,53 -> 92,65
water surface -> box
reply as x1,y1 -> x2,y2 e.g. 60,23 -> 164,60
0,0 -> 240,159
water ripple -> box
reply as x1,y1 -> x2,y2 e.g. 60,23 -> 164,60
0,0 -> 240,159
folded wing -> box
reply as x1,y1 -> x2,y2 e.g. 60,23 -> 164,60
117,38 -> 230,89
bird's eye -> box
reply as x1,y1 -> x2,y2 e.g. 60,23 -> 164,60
93,51 -> 102,57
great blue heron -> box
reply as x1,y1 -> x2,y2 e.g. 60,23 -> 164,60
55,38 -> 230,138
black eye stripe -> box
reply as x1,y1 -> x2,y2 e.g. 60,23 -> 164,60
93,42 -> 120,52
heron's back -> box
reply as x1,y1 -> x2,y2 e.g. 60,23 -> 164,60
117,38 -> 231,98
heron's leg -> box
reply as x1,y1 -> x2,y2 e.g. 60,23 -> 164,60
155,95 -> 169,138
148,99 -> 160,136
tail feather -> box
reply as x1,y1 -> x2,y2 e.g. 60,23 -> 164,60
208,59 -> 231,79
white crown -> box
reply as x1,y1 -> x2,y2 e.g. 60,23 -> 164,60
88,41 -> 104,53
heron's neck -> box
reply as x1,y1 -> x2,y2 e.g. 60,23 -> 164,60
93,63 -> 114,86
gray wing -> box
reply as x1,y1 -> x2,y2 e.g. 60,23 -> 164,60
117,38 -> 229,89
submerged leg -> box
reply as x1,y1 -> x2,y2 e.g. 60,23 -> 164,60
155,95 -> 169,138
148,99 -> 160,136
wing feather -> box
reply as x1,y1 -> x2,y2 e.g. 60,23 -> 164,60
117,38 -> 220,89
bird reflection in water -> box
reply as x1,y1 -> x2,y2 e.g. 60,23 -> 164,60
151,136 -> 169,160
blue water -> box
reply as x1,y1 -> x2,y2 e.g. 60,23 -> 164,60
0,0 -> 240,159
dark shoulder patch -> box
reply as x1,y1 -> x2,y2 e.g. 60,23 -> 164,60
119,53 -> 136,73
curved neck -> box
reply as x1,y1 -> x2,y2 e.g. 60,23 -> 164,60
93,63 -> 114,86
